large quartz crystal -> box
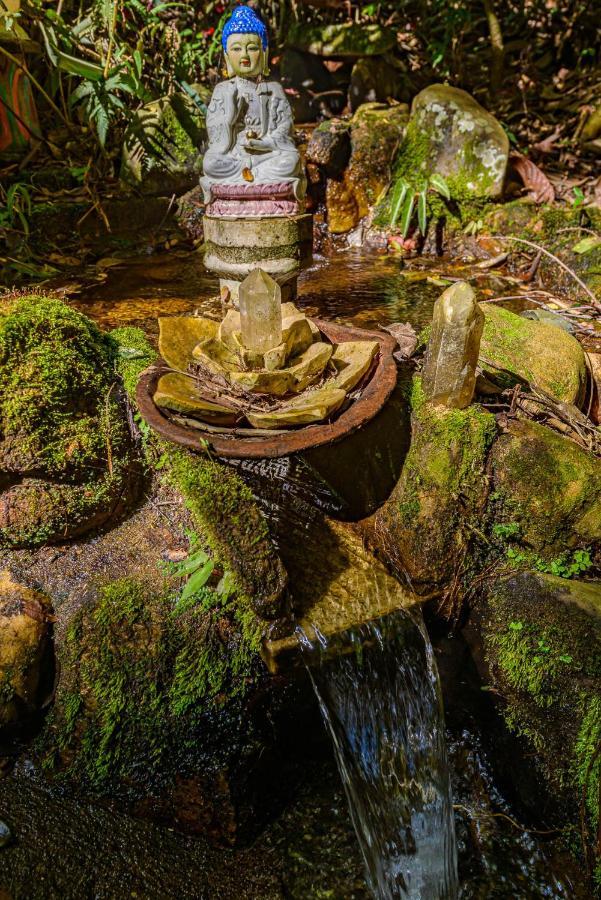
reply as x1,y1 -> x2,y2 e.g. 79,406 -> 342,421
238,268 -> 283,358
422,282 -> 484,409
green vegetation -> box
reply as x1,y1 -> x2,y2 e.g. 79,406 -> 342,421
484,573 -> 601,875
0,294 -> 134,546
0,294 -> 117,476
43,571 -> 263,791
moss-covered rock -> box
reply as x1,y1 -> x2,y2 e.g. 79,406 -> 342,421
376,85 -> 508,231
373,376 -> 497,592
121,89 -> 207,196
488,418 -> 601,556
476,571 -> 600,867
0,295 -> 136,546
37,574 -> 270,840
0,571 -> 53,736
166,451 -> 288,620
479,304 -> 587,405
287,22 -> 396,57
326,102 -> 409,234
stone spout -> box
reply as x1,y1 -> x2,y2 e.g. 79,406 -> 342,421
422,281 -> 484,409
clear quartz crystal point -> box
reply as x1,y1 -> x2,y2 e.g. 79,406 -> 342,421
238,268 -> 283,355
422,281 -> 484,409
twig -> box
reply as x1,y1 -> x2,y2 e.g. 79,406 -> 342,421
490,235 -> 601,311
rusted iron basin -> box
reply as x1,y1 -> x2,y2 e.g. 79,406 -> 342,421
136,319 -> 397,459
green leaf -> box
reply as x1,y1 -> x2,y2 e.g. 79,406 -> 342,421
216,570 -> 236,600
572,236 -> 601,254
180,560 -> 215,602
559,654 -> 573,664
170,547 -> 209,578
417,189 -> 427,235
94,102 -> 110,147
572,186 -> 585,207
429,173 -> 450,200
400,193 -> 416,238
389,179 -> 408,229
508,621 -> 523,631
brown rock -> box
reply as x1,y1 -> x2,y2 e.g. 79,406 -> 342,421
0,571 -> 53,731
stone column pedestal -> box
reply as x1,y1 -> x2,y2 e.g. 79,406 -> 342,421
203,214 -> 313,304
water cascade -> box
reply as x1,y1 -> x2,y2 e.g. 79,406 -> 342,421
297,611 -> 458,900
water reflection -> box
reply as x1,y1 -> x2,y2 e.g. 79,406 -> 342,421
73,248 -> 441,335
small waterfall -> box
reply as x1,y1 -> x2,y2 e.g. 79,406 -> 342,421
297,611 -> 458,900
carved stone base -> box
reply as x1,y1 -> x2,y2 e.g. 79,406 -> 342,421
203,213 -> 312,304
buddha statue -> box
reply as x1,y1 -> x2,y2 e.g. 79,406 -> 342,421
200,5 -> 305,216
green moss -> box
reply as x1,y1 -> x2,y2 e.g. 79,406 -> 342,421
43,573 -> 264,791
0,294 -> 118,478
0,295 -> 135,547
479,304 -> 586,403
488,419 -> 601,555
484,572 -> 601,865
575,695 -> 601,833
375,375 -> 496,589
166,449 -> 287,619
375,104 -> 497,229
110,325 -> 154,402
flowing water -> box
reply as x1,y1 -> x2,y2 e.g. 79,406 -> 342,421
297,613 -> 458,900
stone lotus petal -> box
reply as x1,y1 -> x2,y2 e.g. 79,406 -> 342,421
159,316 -> 218,372
246,386 -> 347,429
288,342 -> 334,392
330,340 -> 379,391
192,337 -> 240,375
153,373 -> 237,425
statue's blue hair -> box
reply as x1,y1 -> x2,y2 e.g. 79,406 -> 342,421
222,5 -> 268,52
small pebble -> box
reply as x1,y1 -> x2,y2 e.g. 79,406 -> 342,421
0,820 -> 12,849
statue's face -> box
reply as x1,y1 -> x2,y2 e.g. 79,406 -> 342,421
225,33 -> 264,78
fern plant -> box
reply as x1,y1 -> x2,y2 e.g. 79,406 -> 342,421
388,173 -> 451,238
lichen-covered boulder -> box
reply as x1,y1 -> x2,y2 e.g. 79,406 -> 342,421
287,22 -> 396,58
488,418 -> 601,555
326,102 -> 409,234
479,304 -> 587,405
372,377 -> 496,592
388,84 -> 509,201
472,571 -> 600,856
0,295 -> 136,546
121,89 -> 207,195
0,571 -> 53,735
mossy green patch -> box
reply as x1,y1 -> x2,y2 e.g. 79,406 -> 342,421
165,449 -> 287,619
479,304 -> 586,404
42,574 -> 264,792
483,571 -> 601,866
374,375 -> 496,589
488,418 -> 601,555
0,294 -> 118,478
0,295 -> 135,547
110,325 -> 155,402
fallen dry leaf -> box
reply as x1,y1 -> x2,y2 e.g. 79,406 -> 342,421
510,152 -> 555,203
382,322 -> 418,359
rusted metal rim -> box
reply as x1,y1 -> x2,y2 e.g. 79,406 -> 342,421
136,319 -> 397,459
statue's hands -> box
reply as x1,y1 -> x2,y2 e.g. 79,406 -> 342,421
243,138 -> 272,153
